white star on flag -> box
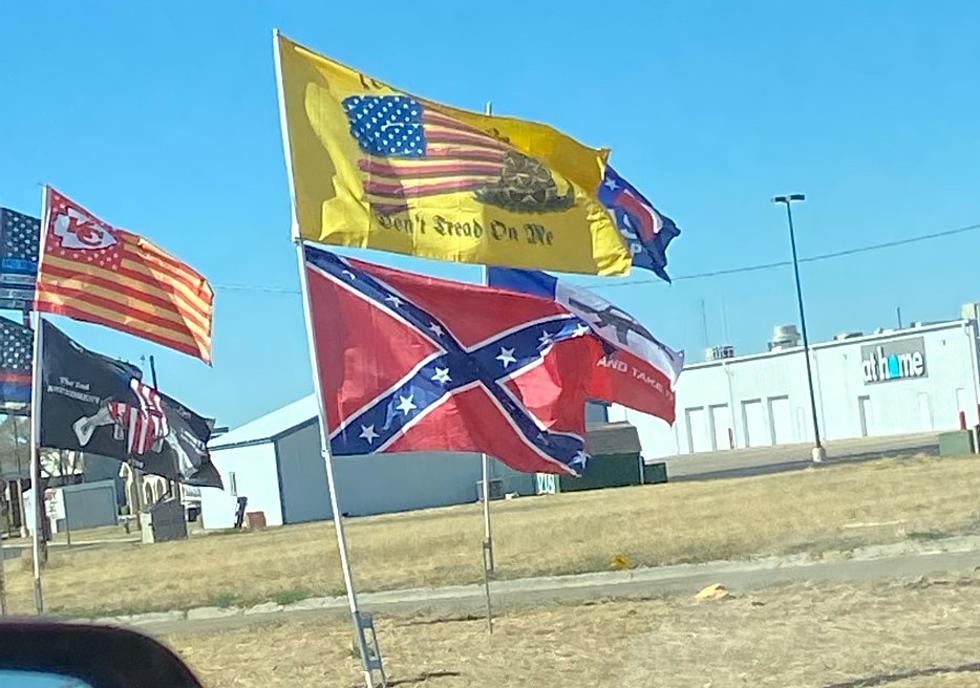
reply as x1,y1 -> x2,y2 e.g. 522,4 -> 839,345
384,294 -> 404,307
574,450 -> 589,464
395,393 -> 417,415
428,322 -> 445,337
604,177 -> 618,191
431,367 -> 451,384
538,330 -> 554,347
496,347 -> 516,368
359,424 -> 379,444
573,323 -> 590,337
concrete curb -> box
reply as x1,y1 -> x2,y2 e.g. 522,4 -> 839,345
81,533 -> 980,631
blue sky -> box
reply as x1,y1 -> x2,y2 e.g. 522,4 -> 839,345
2,2 -> 979,428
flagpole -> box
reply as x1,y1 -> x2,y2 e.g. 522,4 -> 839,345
294,240 -> 380,688
273,28 -> 383,688
29,184 -> 51,614
478,100 -> 496,635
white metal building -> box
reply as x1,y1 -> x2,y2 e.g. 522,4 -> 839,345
611,304 -> 980,459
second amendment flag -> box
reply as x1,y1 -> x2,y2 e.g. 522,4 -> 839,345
275,33 -> 631,277
38,320 -> 222,488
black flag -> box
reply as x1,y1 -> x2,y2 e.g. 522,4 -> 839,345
39,320 -> 222,488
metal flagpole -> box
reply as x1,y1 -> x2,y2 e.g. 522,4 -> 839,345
0,474 -> 7,614
295,241 -> 384,687
147,355 -> 178,499
18,310 -> 29,539
29,184 -> 51,613
59,450 -> 71,548
273,29 -> 384,688
479,100 -> 495,634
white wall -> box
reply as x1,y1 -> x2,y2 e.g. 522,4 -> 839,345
201,442 -> 281,529
617,321 -> 980,460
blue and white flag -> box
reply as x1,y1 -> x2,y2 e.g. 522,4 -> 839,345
598,167 -> 679,283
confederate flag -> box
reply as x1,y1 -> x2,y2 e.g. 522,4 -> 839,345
304,245 -> 604,475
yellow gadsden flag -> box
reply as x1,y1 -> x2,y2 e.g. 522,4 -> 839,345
275,33 -> 631,276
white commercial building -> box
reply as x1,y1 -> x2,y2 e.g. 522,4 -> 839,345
611,304 -> 980,459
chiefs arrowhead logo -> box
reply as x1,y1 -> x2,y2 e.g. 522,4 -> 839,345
52,207 -> 118,250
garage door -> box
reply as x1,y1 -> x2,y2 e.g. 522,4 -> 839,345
685,406 -> 711,453
709,404 -> 731,450
741,399 -> 769,447
768,396 -> 794,445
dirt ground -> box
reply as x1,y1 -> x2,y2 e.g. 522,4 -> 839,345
4,455 -> 980,617
166,571 -> 980,688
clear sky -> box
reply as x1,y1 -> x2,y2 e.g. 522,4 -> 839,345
2,2 -> 979,428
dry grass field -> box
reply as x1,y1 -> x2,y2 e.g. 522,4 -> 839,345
4,454 -> 980,617
167,572 -> 980,688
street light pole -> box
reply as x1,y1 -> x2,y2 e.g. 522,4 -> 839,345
772,193 -> 826,463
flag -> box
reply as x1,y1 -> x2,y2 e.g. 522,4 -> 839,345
0,316 -> 32,414
34,187 -> 214,363
38,320 -> 222,488
275,33 -> 631,277
487,267 -> 682,423
0,207 -> 40,310
598,167 -> 680,283
304,244 -> 605,475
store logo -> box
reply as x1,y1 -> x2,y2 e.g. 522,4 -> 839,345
861,337 -> 927,384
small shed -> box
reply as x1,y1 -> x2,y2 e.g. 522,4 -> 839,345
200,396 -> 538,529
557,421 -> 644,493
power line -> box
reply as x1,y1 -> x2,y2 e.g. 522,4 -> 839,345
210,219 -> 980,295
580,220 -> 980,290
213,282 -> 299,294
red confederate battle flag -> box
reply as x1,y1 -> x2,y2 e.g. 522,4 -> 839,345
303,244 -> 605,475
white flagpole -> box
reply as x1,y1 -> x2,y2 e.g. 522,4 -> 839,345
273,29 -> 381,688
479,100 -> 496,634
29,184 -> 50,614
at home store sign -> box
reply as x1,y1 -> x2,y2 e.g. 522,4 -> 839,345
861,336 -> 927,384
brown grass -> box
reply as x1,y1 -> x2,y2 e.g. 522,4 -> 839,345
3,454 -> 980,617
166,572 -> 980,688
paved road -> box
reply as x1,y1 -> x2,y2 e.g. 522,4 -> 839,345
138,536 -> 980,636
663,431 -> 941,481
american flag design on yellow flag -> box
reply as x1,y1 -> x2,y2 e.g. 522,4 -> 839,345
34,187 -> 214,363
275,33 -> 632,277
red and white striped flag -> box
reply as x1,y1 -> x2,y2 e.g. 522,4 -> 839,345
35,187 -> 214,363
109,379 -> 170,455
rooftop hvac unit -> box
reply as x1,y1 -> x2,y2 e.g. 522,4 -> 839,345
770,324 -> 801,350
475,479 -> 504,502
833,331 -> 864,341
961,302 -> 980,321
704,345 -> 735,361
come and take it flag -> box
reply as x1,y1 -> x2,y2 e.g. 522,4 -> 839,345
275,33 -> 631,277
38,320 -> 221,487
487,267 -> 683,423
304,244 -> 605,475
0,315 -> 32,415
598,167 -> 680,283
34,187 -> 214,363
